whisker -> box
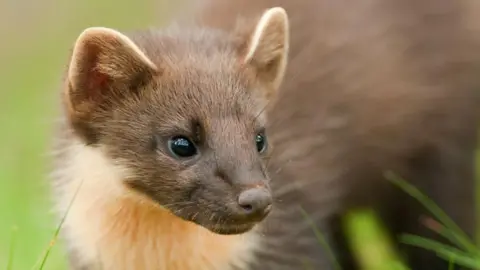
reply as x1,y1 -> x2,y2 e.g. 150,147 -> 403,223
252,99 -> 272,125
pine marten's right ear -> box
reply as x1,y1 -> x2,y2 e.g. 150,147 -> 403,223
66,27 -> 158,119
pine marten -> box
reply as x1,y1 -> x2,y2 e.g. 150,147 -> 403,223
50,0 -> 480,269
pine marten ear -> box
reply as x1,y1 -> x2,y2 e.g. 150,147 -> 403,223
66,27 -> 158,119
242,7 -> 289,98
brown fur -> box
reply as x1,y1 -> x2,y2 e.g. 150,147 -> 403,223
51,8 -> 286,270
51,0 -> 480,269
194,1 -> 480,269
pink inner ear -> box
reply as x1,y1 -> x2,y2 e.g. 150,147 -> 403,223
87,70 -> 109,99
82,44 -> 111,101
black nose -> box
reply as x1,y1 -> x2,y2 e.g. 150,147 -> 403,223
237,187 -> 272,220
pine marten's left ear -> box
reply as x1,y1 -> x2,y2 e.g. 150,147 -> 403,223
242,7 -> 289,98
66,27 -> 158,118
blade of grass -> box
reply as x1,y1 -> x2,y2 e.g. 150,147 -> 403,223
6,226 -> 18,270
32,179 -> 84,270
344,208 -> 410,270
385,171 -> 478,254
475,141 -> 480,247
420,216 -> 475,258
448,256 -> 455,270
299,207 -> 342,270
400,234 -> 480,269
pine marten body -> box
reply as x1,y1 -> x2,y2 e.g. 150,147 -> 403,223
51,0 -> 480,269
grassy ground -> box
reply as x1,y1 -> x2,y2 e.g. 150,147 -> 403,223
0,1 -> 478,269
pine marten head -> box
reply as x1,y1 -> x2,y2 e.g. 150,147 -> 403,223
62,7 -> 289,235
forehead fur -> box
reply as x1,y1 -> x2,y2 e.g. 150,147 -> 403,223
122,25 -> 265,124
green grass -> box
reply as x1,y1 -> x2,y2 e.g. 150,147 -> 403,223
0,1 -> 479,269
344,209 -> 409,270
386,172 -> 480,269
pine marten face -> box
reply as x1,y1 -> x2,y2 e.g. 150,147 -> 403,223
63,8 -> 289,235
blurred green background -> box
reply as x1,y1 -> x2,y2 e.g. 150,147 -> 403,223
0,1 -> 478,270
0,0 -> 179,268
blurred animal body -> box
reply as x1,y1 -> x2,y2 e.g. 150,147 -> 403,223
50,0 -> 480,269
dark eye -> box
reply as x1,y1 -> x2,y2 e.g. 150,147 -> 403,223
168,136 -> 197,158
255,132 -> 267,153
